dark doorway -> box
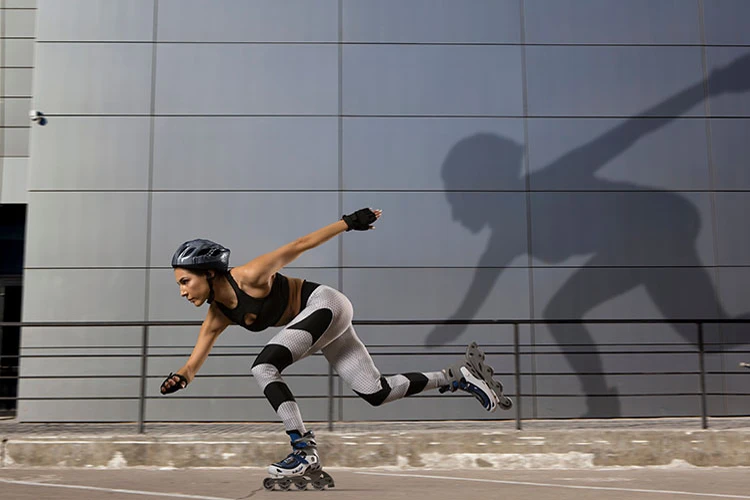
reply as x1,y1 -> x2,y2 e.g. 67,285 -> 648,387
0,204 -> 26,417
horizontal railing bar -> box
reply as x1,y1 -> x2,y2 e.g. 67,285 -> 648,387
6,371 -> 741,380
7,393 -> 748,403
19,342 -> 728,349
3,318 -> 750,327
6,350 -> 729,359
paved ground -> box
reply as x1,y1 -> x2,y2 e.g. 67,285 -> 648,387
2,416 -> 749,436
0,466 -> 748,500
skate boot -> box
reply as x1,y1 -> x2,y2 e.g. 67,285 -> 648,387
262,430 -> 335,491
440,341 -> 513,412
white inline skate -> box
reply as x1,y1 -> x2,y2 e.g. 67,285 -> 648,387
440,341 -> 513,412
262,430 -> 335,491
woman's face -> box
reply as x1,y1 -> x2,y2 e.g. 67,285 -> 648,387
174,268 -> 211,307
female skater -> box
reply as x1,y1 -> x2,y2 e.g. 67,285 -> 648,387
161,208 -> 511,486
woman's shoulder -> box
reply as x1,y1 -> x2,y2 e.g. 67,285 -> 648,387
231,263 -> 273,289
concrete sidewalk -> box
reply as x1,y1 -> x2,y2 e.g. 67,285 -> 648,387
1,418 -> 749,469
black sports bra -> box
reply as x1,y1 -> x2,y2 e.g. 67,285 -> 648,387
213,271 -> 318,332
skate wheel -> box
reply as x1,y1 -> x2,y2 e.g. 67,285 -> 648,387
311,480 -> 326,490
499,397 -> 513,410
321,471 -> 335,488
262,478 -> 275,491
293,478 -> 308,490
468,342 -> 486,362
278,479 -> 292,491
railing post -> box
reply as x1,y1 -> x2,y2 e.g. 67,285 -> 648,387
514,323 -> 522,430
697,322 -> 708,430
138,324 -> 149,434
327,364 -> 334,431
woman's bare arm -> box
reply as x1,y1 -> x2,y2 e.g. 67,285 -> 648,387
240,209 -> 381,285
161,303 -> 231,393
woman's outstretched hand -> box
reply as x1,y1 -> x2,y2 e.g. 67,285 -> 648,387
342,208 -> 382,231
160,371 -> 190,395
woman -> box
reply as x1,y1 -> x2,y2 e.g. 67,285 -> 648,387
161,207 -> 511,481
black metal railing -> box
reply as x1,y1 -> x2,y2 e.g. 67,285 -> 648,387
0,319 -> 748,433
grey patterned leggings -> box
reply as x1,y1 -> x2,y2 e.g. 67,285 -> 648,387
250,285 -> 447,434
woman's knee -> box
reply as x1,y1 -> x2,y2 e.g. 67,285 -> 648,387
354,376 -> 391,407
252,344 -> 294,372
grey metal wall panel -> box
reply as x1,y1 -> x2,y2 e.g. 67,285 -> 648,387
20,356 -> 137,377
33,43 -> 153,114
16,0 -> 750,423
146,398 -> 329,422
711,119 -> 750,190
3,68 -> 33,96
157,0 -> 338,42
352,324 -> 526,350
3,98 -> 31,126
527,118 -> 711,191
533,267 -> 723,320
342,268 -> 531,320
19,378 -> 140,399
154,44 -> 338,115
524,0 -> 700,45
153,117 -> 338,190
717,268 -> 750,319
342,192 -> 527,267
3,39 -> 34,66
4,8 -> 36,37
535,374 -> 701,396
526,46 -> 705,117
150,325 -> 271,349
716,194 -> 750,266
1,157 -> 28,203
36,0 -> 153,41
343,45 -> 523,116
22,269 -> 147,321
2,128 -> 29,156
28,117 -> 151,190
703,0 -> 750,45
717,396 -> 750,417
25,192 -> 149,267
148,269 -> 338,322
343,0 -> 521,43
5,0 -> 36,7
705,47 -> 750,117
537,396 -> 700,419
18,401 -> 138,422
533,353 -> 698,375
343,119 -> 526,190
530,192 -> 715,267
21,327 -> 144,348
149,193 -> 339,273
534,323 -> 699,346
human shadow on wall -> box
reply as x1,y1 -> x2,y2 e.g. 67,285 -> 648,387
427,51 -> 750,418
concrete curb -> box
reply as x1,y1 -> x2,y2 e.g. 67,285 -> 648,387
2,429 -> 750,469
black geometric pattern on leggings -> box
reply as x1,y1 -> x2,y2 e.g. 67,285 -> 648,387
353,375 -> 392,407
403,372 -> 429,397
264,381 -> 295,411
251,343 -> 294,372
287,308 -> 333,344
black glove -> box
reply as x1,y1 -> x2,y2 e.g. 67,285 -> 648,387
342,208 -> 377,231
160,372 -> 188,395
